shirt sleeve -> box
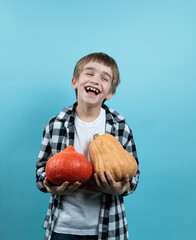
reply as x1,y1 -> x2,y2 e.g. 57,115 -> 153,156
36,122 -> 52,192
113,121 -> 140,196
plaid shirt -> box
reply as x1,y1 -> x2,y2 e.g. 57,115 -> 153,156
36,103 -> 140,240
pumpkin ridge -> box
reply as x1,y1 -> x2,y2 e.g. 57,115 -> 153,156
102,135 -> 126,175
94,138 -> 106,173
89,139 -> 103,174
96,136 -> 122,180
105,135 -> 131,161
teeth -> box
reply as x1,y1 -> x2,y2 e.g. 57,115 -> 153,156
86,87 -> 99,94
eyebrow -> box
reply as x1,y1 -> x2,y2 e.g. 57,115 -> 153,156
83,67 -> 112,80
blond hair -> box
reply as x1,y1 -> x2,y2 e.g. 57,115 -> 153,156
73,52 -> 120,94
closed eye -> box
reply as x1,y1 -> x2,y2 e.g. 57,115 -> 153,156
86,72 -> 93,76
102,77 -> 109,82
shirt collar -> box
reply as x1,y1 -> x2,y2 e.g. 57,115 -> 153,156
56,102 -> 77,128
56,102 -> 124,128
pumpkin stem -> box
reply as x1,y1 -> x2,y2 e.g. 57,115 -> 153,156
93,134 -> 99,140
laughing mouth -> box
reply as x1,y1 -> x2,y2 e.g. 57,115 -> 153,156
85,86 -> 101,95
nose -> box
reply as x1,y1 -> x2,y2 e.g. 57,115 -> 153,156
90,80 -> 98,85
90,75 -> 100,85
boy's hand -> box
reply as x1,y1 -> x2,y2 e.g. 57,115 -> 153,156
94,170 -> 130,196
43,177 -> 81,195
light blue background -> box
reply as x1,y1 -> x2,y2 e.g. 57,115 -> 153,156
0,1 -> 195,239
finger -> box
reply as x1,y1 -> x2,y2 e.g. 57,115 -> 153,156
43,177 -> 48,185
94,173 -> 101,186
105,169 -> 115,184
60,181 -> 69,188
44,178 -> 69,193
62,181 -> 81,194
94,173 -> 103,189
121,175 -> 130,187
69,181 -> 81,189
44,177 -> 52,188
69,182 -> 81,191
124,174 -> 130,182
98,170 -> 110,188
54,181 -> 69,193
43,178 -> 53,193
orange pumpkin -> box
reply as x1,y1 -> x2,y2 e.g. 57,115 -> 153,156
89,134 -> 138,181
45,146 -> 92,185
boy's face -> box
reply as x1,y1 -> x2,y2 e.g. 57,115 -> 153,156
72,61 -> 114,107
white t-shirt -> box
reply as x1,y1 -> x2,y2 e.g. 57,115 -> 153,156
53,108 -> 106,235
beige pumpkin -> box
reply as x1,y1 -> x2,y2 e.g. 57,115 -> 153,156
89,133 -> 138,181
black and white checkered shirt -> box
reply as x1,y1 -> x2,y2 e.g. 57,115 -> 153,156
36,103 -> 140,240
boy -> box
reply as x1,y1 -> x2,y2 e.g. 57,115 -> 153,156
36,52 -> 140,240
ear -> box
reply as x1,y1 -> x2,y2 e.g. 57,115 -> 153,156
71,77 -> 77,89
106,91 -> 114,100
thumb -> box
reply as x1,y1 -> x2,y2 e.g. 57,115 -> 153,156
121,175 -> 130,186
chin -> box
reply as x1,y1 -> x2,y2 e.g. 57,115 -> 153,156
83,99 -> 103,107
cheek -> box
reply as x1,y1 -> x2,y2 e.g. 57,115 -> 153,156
104,83 -> 112,93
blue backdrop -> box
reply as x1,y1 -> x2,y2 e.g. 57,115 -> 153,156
0,1 -> 195,239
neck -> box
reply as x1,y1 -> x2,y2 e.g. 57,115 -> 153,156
75,102 -> 102,122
